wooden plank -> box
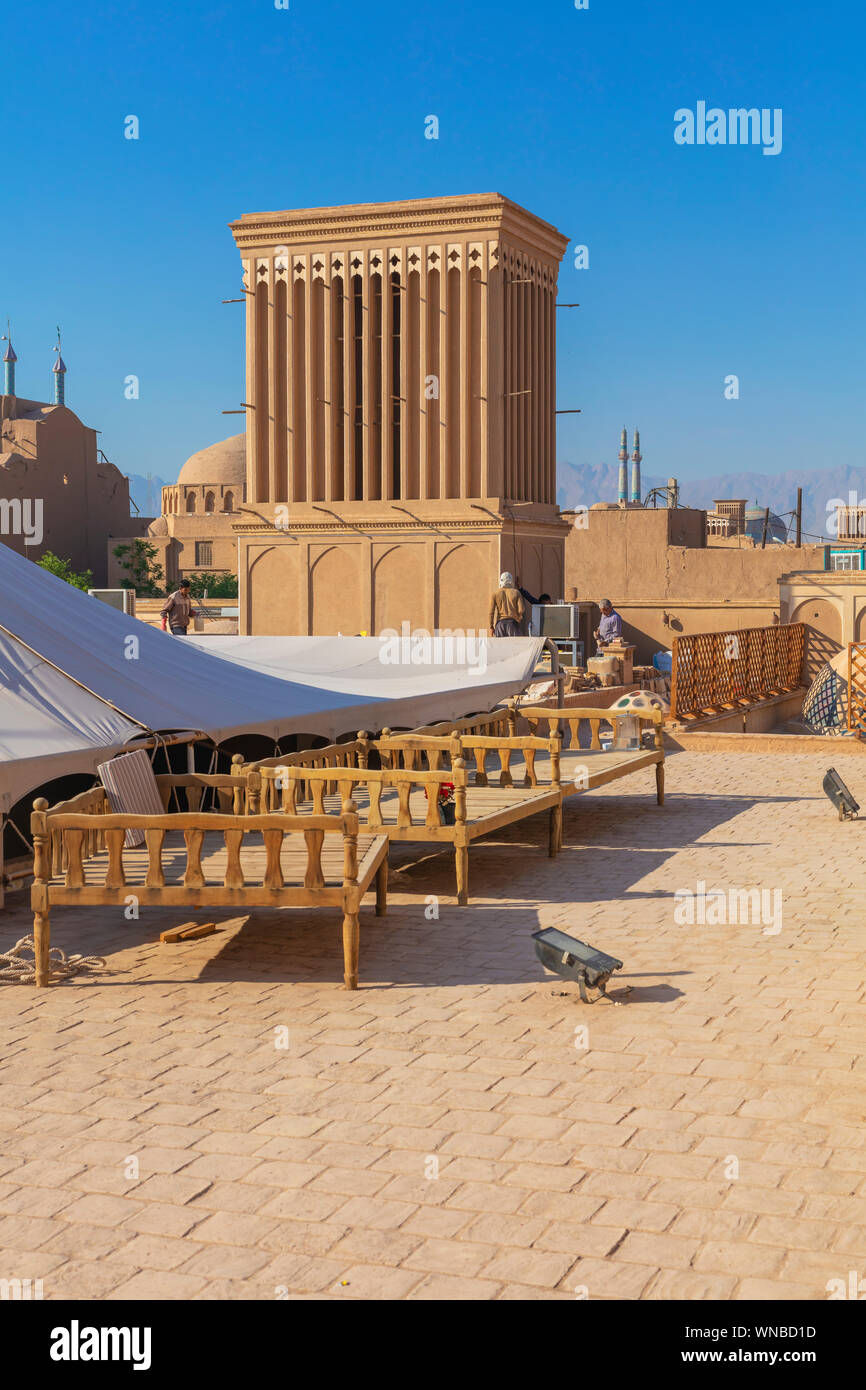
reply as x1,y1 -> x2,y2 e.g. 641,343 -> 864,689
160,921 -> 215,943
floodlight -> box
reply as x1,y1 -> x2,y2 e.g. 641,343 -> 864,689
822,768 -> 859,821
532,927 -> 623,1004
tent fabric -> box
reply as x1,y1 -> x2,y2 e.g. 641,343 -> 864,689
0,543 -> 543,805
0,624 -> 144,807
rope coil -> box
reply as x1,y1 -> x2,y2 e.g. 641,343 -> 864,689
0,936 -> 106,984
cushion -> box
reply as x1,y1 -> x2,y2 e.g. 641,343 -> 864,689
97,749 -> 164,847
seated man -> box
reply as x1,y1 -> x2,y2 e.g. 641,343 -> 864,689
593,598 -> 623,652
489,572 -> 525,636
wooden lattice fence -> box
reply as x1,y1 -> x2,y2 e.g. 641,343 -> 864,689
848,642 -> 866,740
671,624 -> 806,721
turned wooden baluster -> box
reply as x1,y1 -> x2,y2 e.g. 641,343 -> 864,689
499,745 -> 513,787
263,830 -> 283,889
550,730 -> 562,787
64,829 -> 86,889
223,828 -> 244,889
379,729 -> 393,770
453,756 -> 468,823
474,745 -> 489,787
524,747 -> 537,786
367,781 -> 384,829
424,778 -> 441,828
589,717 -> 602,750
104,828 -> 126,889
231,754 -> 245,815
304,828 -> 325,890
281,776 -> 298,814
247,769 -> 262,815
30,800 -> 51,987
183,828 -> 205,890
312,781 -> 326,814
396,779 -> 413,829
145,827 -> 166,887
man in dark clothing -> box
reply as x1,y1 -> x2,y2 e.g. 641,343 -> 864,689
161,579 -> 197,636
518,588 -> 551,636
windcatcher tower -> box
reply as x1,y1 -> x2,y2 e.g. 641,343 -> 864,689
228,194 -> 571,635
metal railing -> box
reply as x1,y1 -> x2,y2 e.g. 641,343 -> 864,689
671,624 -> 805,721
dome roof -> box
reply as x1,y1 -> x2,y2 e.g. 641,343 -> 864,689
744,506 -> 787,543
177,433 -> 246,489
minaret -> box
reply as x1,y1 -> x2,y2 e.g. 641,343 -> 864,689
2,321 -> 16,396
51,327 -> 66,406
630,428 -> 642,504
617,427 -> 628,504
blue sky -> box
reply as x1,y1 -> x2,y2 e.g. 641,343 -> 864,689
1,0 -> 862,492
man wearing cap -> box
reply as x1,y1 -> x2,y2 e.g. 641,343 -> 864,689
488,572 -> 525,637
594,598 -> 622,651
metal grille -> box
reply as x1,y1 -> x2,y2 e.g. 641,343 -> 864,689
671,624 -> 805,721
848,642 -> 866,739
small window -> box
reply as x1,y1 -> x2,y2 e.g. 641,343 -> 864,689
831,551 -> 863,571
186,493 -> 196,514
204,491 -> 215,513
195,541 -> 213,567
223,491 -> 234,512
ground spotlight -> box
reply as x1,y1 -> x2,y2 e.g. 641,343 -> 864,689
532,927 -> 623,1004
822,768 -> 859,822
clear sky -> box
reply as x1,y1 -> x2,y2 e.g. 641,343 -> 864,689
1,0 -> 862,492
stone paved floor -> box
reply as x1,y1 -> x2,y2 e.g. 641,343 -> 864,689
1,749 -> 865,1301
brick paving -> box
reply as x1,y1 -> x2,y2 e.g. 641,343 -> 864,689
1,749 -> 865,1300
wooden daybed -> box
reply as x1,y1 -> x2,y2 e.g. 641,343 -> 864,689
240,730 -> 564,906
237,702 -> 664,904
30,771 -> 388,990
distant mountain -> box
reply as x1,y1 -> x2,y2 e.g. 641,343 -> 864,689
556,462 -> 866,542
125,473 -> 167,519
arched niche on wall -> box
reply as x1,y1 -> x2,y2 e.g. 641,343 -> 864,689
790,598 -> 843,681
310,544 -> 362,635
373,544 -> 425,635
435,543 -> 489,632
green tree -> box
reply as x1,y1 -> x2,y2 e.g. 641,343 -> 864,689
112,540 -> 165,597
186,571 -> 239,599
37,551 -> 93,591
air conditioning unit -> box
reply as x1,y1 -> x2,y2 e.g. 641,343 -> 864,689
88,588 -> 136,616
531,602 -> 580,639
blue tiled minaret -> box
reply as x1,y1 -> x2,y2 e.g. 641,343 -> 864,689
52,329 -> 66,405
630,428 -> 642,503
2,323 -> 16,396
617,427 -> 628,503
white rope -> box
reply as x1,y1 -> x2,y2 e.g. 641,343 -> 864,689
0,936 -> 106,984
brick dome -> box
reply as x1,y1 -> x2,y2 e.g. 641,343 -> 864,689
177,433 -> 246,490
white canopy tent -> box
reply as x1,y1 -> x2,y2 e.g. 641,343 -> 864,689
0,629 -> 145,810
0,543 -> 544,811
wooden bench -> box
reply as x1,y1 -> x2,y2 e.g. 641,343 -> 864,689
29,772 -> 388,990
242,729 -> 563,907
